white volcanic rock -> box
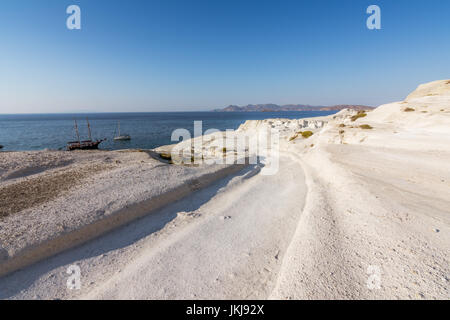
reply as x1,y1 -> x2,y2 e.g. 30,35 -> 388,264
406,79 -> 450,101
1,80 -> 449,300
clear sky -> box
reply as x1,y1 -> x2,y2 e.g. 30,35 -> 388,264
0,0 -> 449,113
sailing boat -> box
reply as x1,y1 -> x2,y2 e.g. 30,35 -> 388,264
67,118 -> 106,151
113,121 -> 131,141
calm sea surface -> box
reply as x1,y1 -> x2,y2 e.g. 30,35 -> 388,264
0,111 -> 336,151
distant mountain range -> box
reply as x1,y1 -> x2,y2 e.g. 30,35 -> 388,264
212,104 -> 374,112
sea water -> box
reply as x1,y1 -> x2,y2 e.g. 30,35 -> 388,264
0,111 -> 336,151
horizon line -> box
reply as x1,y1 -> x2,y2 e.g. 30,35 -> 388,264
0,103 -> 375,115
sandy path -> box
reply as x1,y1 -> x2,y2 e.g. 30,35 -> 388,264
271,145 -> 450,299
0,155 -> 307,299
82,155 -> 306,299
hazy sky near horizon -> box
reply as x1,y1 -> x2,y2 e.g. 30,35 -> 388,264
1,0 -> 449,113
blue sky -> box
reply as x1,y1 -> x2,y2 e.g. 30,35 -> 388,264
0,0 -> 449,113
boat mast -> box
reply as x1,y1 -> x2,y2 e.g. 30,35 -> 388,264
87,118 -> 92,141
74,119 -> 81,144
118,121 -> 121,137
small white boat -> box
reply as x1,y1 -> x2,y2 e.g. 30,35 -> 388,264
113,121 -> 131,141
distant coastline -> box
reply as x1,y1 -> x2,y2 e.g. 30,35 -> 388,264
212,104 -> 374,112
